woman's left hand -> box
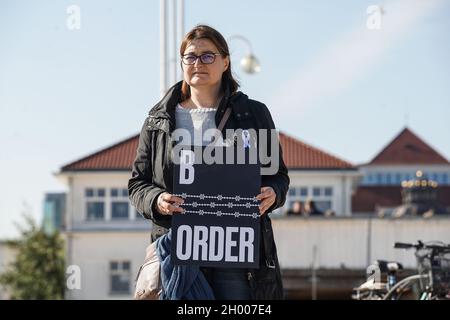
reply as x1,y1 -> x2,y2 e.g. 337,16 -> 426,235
256,186 -> 276,216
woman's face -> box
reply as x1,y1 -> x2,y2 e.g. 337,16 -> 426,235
182,38 -> 229,90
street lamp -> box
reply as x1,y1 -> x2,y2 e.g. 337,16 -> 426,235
160,1 -> 259,97
160,0 -> 184,98
228,35 -> 261,74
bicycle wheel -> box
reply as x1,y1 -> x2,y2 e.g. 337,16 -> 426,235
383,274 -> 428,300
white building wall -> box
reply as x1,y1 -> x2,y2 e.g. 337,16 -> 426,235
58,168 -> 450,299
273,217 -> 450,270
274,218 -> 368,269
60,171 -> 154,300
68,172 -> 138,227
66,231 -> 149,300
62,217 -> 450,299
285,170 -> 360,216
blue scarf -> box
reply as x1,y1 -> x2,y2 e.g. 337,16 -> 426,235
156,229 -> 215,300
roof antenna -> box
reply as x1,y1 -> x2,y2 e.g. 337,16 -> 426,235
404,111 -> 409,128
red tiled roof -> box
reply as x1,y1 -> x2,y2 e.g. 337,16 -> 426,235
61,135 -> 139,171
352,186 -> 450,213
369,128 -> 449,165
278,132 -> 354,169
60,131 -> 354,171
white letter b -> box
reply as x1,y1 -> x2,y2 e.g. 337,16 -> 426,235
179,150 -> 195,184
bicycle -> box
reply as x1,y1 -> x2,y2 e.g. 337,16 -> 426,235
352,259 -> 404,300
352,240 -> 450,300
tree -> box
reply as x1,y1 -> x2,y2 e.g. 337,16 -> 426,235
0,215 -> 65,299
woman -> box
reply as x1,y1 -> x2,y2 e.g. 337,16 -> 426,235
304,199 -> 323,216
129,25 -> 289,300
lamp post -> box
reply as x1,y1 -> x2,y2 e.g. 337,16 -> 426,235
160,3 -> 259,97
228,35 -> 261,74
160,0 -> 167,98
160,0 -> 184,98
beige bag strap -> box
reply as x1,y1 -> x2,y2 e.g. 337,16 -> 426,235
217,107 -> 232,132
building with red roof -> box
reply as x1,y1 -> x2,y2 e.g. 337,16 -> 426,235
352,127 -> 450,215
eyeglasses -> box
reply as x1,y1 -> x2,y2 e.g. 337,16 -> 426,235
181,52 -> 222,65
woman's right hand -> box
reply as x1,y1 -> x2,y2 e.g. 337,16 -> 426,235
156,192 -> 185,215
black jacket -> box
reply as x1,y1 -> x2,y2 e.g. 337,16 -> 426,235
128,81 -> 289,299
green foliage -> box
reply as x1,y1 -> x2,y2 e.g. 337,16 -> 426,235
0,215 -> 65,299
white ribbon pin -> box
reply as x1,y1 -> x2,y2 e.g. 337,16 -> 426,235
242,130 -> 251,149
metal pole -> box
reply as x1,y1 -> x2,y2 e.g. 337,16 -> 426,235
172,0 -> 177,84
312,245 -> 317,300
178,0 -> 184,81
66,175 -> 74,299
160,0 -> 168,98
366,216 -> 372,267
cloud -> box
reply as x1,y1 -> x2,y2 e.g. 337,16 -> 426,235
268,0 -> 445,122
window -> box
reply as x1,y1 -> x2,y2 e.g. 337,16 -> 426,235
85,188 -> 106,220
376,173 -> 383,185
442,173 -> 448,185
85,189 -> 94,197
300,187 -> 308,196
288,187 -> 309,197
111,188 -> 130,220
110,261 -> 131,294
87,202 -> 104,220
395,173 -> 402,184
112,202 -> 129,219
432,173 -> 439,184
313,187 -> 321,197
111,189 -> 119,197
315,201 -> 332,212
285,186 -> 334,216
431,173 -> 439,183
111,188 -> 129,198
84,188 -> 105,198
361,173 -> 377,185
386,173 -> 392,185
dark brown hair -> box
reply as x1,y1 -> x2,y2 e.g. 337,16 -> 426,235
179,25 -> 239,101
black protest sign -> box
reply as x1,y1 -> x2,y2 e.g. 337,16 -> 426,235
171,146 -> 260,268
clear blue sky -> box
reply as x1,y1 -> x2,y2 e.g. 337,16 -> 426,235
1,0 -> 449,238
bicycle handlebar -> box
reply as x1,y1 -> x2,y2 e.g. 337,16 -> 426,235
394,242 -> 414,249
394,241 -> 450,252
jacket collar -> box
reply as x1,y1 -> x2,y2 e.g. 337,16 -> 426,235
148,81 -> 248,131
147,81 -> 182,121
